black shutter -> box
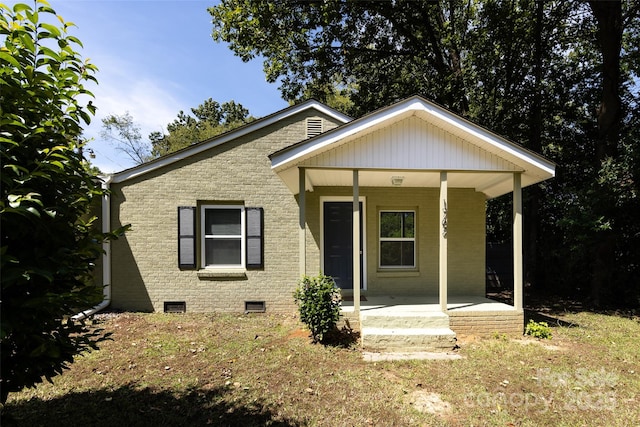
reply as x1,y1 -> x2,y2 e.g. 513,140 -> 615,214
246,207 -> 264,269
178,206 -> 196,269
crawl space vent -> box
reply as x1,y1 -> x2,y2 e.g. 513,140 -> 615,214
306,118 -> 323,138
164,301 -> 186,313
245,301 -> 266,313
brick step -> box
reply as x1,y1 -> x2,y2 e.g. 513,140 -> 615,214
361,327 -> 457,352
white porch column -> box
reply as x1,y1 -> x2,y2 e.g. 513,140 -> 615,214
439,172 -> 448,312
298,167 -> 306,277
513,173 -> 523,311
352,170 -> 361,315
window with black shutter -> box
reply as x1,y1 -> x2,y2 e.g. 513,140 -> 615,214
246,207 -> 264,269
181,204 -> 264,270
178,206 -> 196,269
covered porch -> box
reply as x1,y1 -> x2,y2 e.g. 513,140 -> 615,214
270,96 -> 555,351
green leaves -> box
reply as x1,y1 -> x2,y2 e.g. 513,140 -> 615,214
1,2 -> 120,403
0,51 -> 20,67
293,274 -> 342,344
143,98 -> 252,159
38,22 -> 60,37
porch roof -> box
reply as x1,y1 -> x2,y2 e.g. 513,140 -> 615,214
270,96 -> 556,199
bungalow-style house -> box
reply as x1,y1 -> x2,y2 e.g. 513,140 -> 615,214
89,96 -> 555,351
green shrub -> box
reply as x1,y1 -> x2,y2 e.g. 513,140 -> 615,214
525,320 -> 552,339
293,274 -> 342,343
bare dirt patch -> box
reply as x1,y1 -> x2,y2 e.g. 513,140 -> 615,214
286,328 -> 311,340
514,337 -> 565,351
406,390 -> 452,416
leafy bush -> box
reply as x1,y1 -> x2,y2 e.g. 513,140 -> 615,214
525,320 -> 552,339
293,274 -> 342,343
0,2 -> 126,403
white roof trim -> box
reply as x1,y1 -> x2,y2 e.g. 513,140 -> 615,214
111,100 -> 352,184
270,96 -> 555,177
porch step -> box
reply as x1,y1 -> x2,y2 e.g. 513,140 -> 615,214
361,327 -> 457,352
361,312 -> 450,329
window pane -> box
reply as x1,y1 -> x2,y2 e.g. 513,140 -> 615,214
205,209 -> 241,235
205,238 -> 241,265
380,241 -> 414,267
380,212 -> 402,238
380,241 -> 401,266
403,212 -> 415,238
401,241 -> 415,266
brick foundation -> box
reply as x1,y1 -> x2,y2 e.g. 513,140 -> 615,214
448,310 -> 524,336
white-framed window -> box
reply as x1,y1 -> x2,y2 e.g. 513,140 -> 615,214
379,210 -> 415,268
201,205 -> 245,268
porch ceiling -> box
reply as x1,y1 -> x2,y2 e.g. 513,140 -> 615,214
276,167 -> 527,199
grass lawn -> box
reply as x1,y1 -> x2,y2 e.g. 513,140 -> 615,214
2,309 -> 639,426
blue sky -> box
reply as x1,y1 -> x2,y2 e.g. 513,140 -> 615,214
40,1 -> 288,172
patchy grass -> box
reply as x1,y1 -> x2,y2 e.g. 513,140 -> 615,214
2,311 -> 639,426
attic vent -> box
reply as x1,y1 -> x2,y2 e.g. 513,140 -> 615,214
244,301 -> 266,313
306,118 -> 323,138
164,301 -> 186,313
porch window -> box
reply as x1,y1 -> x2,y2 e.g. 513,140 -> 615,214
379,210 -> 415,268
201,205 -> 245,267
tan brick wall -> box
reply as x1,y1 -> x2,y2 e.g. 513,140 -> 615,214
110,112 -> 342,313
109,109 -> 488,313
304,186 -> 486,297
449,311 -> 524,336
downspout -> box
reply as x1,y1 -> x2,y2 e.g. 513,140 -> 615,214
72,174 -> 112,321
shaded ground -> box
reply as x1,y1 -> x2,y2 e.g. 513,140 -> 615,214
2,385 -> 298,427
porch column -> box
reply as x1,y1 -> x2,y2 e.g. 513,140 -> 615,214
352,170 -> 361,314
299,167 -> 306,277
439,172 -> 448,312
513,173 -> 523,311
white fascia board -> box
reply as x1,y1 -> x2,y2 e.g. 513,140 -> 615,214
415,100 -> 556,177
112,101 -> 351,184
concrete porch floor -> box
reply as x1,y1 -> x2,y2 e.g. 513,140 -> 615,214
341,295 -> 516,315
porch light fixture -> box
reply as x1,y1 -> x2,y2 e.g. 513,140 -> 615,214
391,176 -> 404,186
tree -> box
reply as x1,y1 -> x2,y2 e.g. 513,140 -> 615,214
149,98 -> 253,157
0,1 -> 124,403
101,112 -> 152,165
210,0 -> 640,306
101,99 -> 252,163
210,0 -> 471,116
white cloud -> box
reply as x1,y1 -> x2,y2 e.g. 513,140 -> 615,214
82,54 -> 188,172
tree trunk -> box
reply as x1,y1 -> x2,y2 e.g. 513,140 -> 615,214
587,0 -> 623,306
525,0 -> 544,292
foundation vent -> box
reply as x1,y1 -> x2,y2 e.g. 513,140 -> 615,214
164,301 -> 186,313
306,118 -> 323,138
245,301 -> 266,313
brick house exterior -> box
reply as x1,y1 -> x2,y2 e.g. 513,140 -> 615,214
95,97 -> 555,339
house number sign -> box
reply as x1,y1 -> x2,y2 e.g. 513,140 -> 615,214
442,199 -> 448,238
